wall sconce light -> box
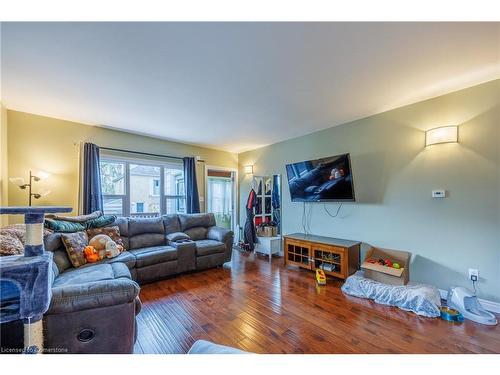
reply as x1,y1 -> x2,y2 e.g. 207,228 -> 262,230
9,170 -> 51,206
244,165 -> 254,174
425,126 -> 459,147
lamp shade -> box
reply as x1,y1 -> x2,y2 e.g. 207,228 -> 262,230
35,171 -> 51,180
244,165 -> 254,174
9,177 -> 26,187
425,126 -> 458,146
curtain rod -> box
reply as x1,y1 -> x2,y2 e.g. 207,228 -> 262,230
99,146 -> 193,161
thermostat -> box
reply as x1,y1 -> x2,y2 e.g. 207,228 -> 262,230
432,190 -> 446,198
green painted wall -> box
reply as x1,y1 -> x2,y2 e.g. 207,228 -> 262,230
7,110 -> 238,223
239,79 -> 500,302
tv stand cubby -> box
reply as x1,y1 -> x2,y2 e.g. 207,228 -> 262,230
283,233 -> 361,280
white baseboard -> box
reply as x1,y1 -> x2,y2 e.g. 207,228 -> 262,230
439,289 -> 500,314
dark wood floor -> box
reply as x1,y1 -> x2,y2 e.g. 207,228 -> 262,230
134,250 -> 500,354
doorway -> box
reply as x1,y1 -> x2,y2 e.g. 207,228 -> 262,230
205,166 -> 237,233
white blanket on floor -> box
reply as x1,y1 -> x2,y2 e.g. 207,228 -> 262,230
341,271 -> 442,317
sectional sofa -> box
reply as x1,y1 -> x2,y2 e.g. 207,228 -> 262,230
42,213 -> 234,353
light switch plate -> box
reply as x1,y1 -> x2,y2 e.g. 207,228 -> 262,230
432,190 -> 446,198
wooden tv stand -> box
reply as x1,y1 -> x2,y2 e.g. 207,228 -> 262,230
283,233 -> 361,280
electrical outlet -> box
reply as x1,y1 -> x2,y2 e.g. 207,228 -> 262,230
468,268 -> 479,281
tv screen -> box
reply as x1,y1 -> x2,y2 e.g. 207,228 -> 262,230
285,153 -> 355,202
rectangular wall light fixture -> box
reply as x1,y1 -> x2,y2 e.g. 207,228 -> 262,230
244,165 -> 254,174
425,126 -> 458,146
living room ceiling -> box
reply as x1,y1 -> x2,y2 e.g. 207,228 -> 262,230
1,22 -> 499,153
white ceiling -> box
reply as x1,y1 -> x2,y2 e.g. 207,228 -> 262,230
1,22 -> 499,153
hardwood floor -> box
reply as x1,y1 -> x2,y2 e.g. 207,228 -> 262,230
134,250 -> 500,354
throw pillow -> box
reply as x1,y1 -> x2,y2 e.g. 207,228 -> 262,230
45,210 -> 102,223
85,215 -> 117,229
61,231 -> 89,267
87,225 -> 126,250
44,219 -> 86,233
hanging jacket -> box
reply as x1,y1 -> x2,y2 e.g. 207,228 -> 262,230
271,175 -> 281,234
244,188 -> 258,251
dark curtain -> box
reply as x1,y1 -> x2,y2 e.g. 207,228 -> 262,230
183,157 -> 200,214
82,143 -> 103,214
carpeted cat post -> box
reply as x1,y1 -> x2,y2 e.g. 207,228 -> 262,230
0,206 -> 71,354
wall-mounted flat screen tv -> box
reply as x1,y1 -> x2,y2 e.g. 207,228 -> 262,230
285,153 -> 355,202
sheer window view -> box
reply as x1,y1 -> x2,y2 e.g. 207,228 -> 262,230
100,157 -> 185,217
207,176 -> 233,229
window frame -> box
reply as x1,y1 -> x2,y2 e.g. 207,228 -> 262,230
100,153 -> 186,217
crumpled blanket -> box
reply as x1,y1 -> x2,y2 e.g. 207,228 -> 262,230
341,271 -> 441,317
0,224 -> 53,256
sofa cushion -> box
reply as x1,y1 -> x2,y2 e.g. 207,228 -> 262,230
80,251 -> 136,270
163,214 -> 181,234
53,249 -> 73,273
194,239 -> 226,257
54,262 -> 131,287
178,213 -> 216,231
128,217 -> 165,249
130,246 -> 178,268
184,227 -> 208,241
111,217 -> 130,250
128,217 -> 164,236
129,233 -> 165,249
44,232 -> 64,252
61,231 -> 89,268
49,264 -> 138,315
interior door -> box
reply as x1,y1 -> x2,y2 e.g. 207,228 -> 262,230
206,169 -> 235,231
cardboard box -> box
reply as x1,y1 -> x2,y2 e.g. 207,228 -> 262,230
257,226 -> 277,237
361,246 -> 411,285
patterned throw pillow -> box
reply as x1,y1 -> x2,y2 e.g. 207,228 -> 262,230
87,225 -> 126,250
61,231 -> 89,267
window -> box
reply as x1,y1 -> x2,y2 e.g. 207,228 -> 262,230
100,155 -> 186,217
164,168 -> 186,215
151,179 -> 160,196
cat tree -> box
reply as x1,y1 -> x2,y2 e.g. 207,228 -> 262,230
0,206 -> 71,354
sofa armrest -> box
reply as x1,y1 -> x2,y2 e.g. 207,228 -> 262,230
207,226 -> 234,263
207,226 -> 233,243
48,279 -> 140,315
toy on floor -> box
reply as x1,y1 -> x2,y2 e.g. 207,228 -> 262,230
316,269 -> 327,285
366,257 -> 400,269
447,287 -> 497,326
84,246 -> 100,263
